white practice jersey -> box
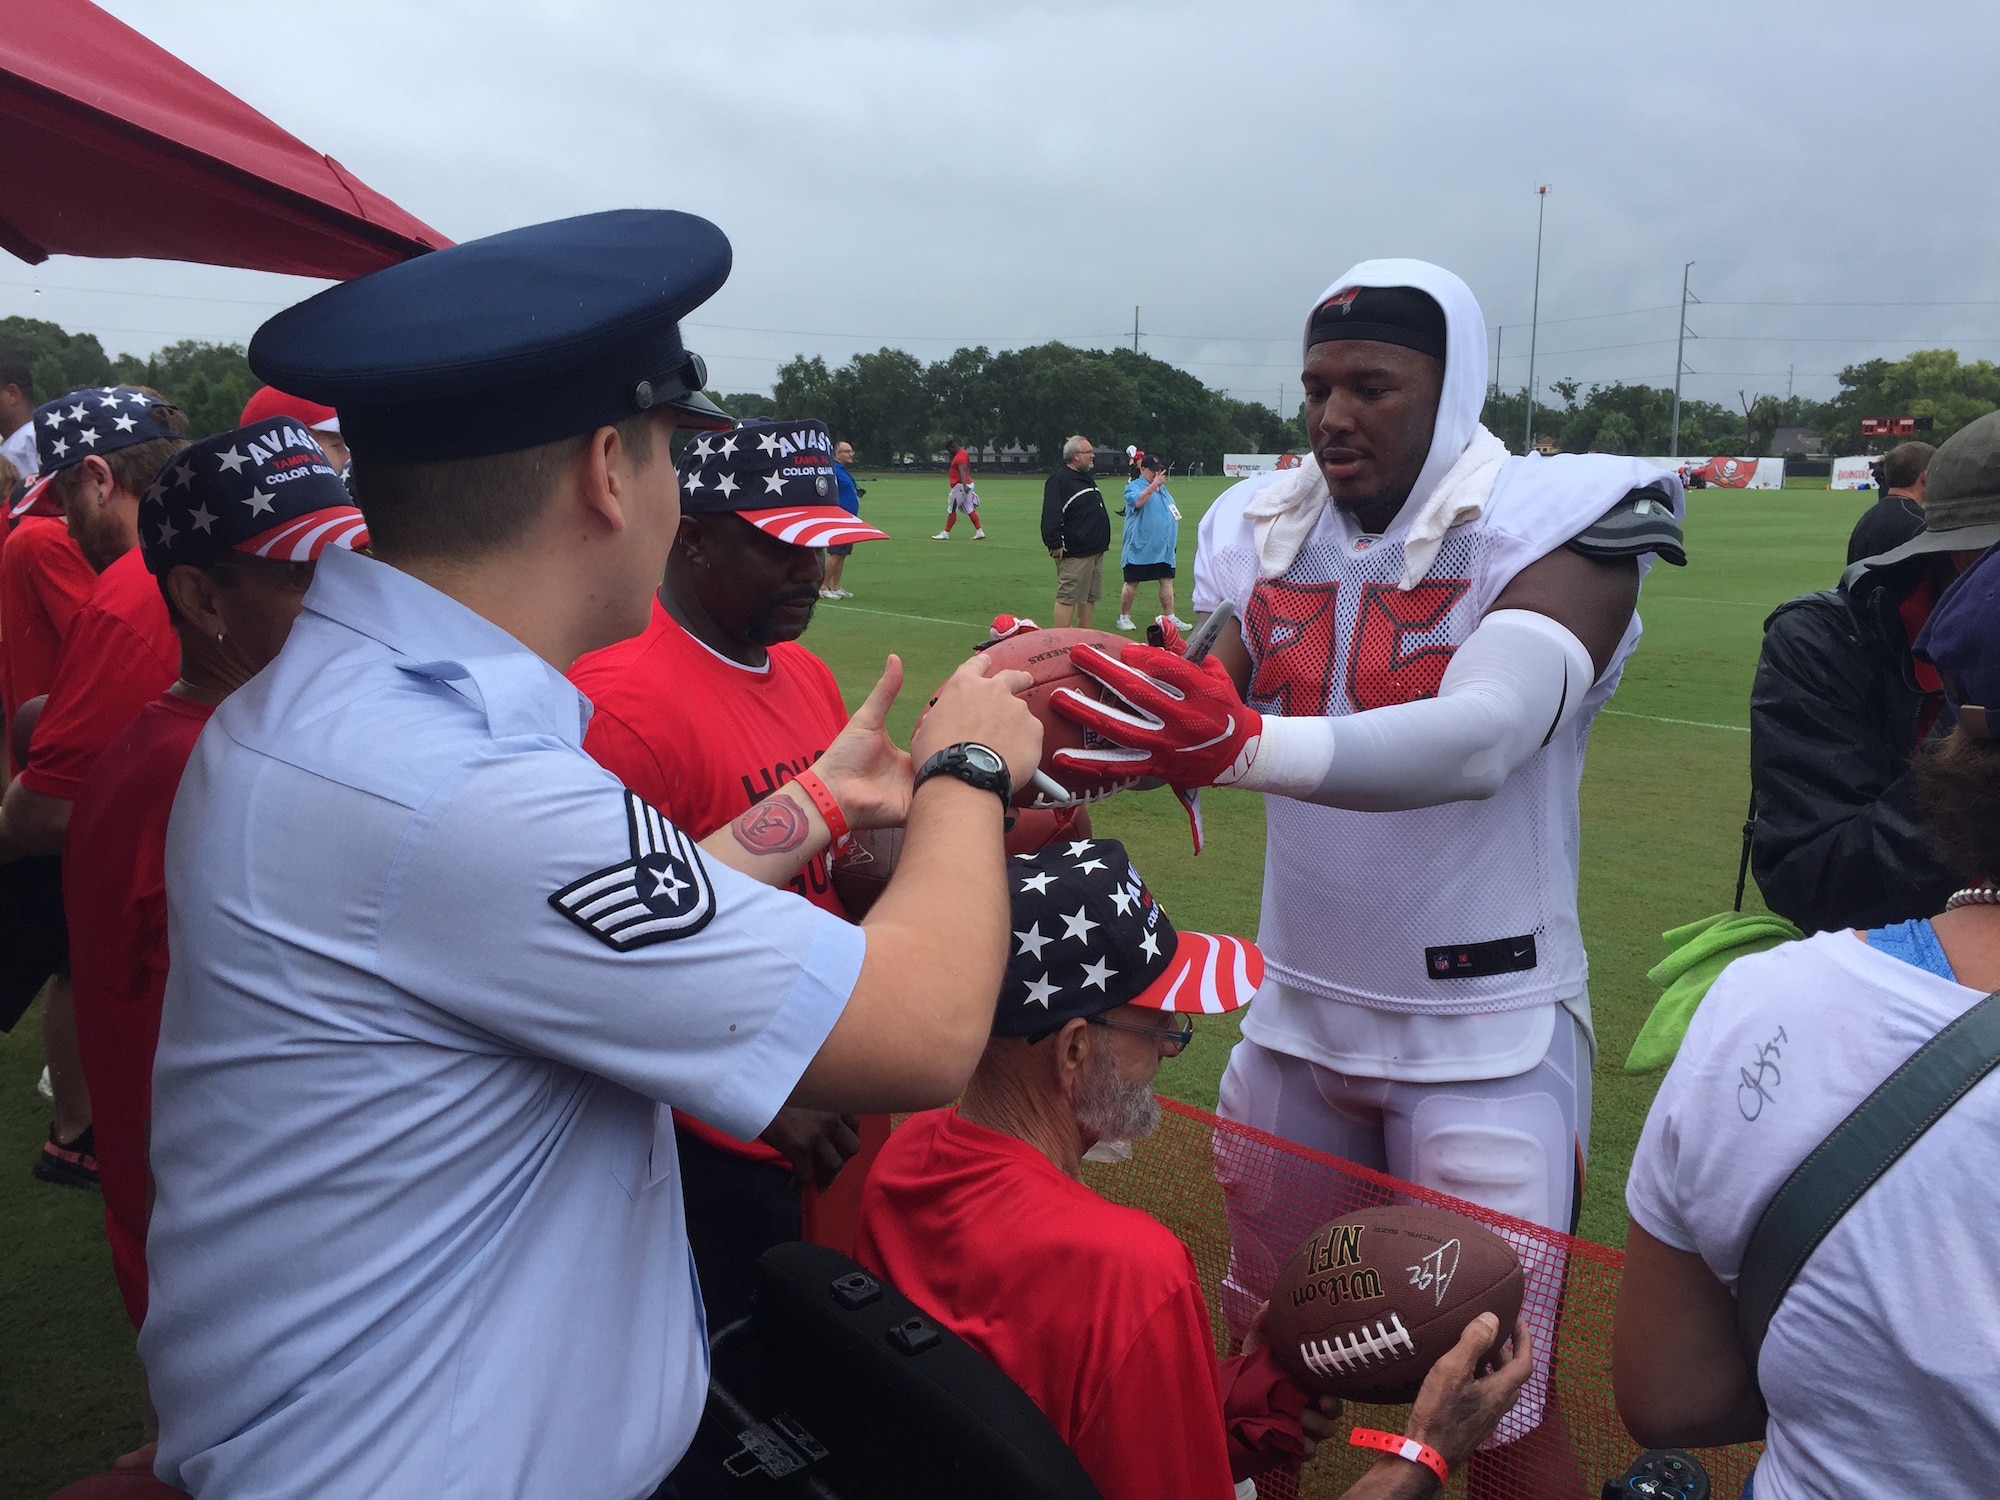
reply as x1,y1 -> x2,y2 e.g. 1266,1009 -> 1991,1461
1193,452 -> 1676,1051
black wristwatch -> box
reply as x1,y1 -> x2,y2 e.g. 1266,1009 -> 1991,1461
913,742 -> 1012,808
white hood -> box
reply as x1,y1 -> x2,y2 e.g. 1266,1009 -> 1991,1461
1247,258 -> 1510,585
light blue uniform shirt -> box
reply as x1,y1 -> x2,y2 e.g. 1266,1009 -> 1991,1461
142,547 -> 863,1500
1120,475 -> 1179,568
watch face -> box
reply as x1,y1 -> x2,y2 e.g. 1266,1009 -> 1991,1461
962,744 -> 1005,775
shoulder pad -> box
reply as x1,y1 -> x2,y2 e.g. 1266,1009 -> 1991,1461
1566,484 -> 1686,566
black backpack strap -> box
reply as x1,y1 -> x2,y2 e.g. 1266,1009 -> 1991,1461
1737,987 -> 2000,1367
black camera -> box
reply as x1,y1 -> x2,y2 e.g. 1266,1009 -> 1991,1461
1602,1448 -> 1710,1500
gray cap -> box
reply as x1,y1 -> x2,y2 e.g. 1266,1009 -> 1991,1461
1865,409 -> 2000,566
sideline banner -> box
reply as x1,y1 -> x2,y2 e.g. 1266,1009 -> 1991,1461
1223,452 -> 1306,477
1831,455 -> 1876,490
1639,455 -> 1787,490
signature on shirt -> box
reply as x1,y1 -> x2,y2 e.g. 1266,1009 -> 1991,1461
1736,1025 -> 1789,1121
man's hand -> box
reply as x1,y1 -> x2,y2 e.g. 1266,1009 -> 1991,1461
1404,1313 -> 1535,1470
912,654 -> 1041,793
811,656 -> 913,832
1049,546 -> 1067,560
1047,642 -> 1262,788
759,1107 -> 862,1191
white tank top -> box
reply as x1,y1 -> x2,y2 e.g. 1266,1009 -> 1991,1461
1193,454 -> 1674,1075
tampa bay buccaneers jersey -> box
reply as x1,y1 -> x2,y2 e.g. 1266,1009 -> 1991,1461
1192,454 -> 1681,1066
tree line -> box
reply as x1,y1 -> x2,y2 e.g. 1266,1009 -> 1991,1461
3,316 -> 257,440
729,343 -> 1302,470
1481,348 -> 2000,458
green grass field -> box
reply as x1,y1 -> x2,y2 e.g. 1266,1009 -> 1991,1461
0,470 -> 1869,1495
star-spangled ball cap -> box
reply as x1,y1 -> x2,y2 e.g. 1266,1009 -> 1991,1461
996,837 -> 1261,1039
33,386 -> 183,477
1913,542 -> 2000,739
678,418 -> 890,548
138,418 -> 369,576
247,209 -> 735,465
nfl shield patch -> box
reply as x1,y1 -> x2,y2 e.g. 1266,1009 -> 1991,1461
550,791 -> 717,949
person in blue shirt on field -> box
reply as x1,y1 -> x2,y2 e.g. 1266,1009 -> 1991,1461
822,438 -> 864,599
1116,452 -> 1187,632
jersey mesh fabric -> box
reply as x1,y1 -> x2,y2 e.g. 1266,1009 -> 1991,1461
1193,457 -> 1654,1027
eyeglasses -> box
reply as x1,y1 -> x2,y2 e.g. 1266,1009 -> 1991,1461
1086,1013 -> 1196,1056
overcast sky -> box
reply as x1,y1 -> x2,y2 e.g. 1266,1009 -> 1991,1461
10,0 -> 2000,416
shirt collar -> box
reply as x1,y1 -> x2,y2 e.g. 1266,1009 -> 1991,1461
302,547 -> 592,746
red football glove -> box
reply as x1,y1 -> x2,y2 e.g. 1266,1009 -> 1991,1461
1048,642 -> 1262,789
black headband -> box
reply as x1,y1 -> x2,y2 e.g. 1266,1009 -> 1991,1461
1307,285 -> 1447,361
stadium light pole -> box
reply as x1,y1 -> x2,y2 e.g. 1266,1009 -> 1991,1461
1670,261 -> 1695,458
1522,185 -> 1548,455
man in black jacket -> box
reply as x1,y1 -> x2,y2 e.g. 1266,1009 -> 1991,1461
1752,412 -> 2000,931
1845,440 -> 1932,565
1041,435 -> 1110,627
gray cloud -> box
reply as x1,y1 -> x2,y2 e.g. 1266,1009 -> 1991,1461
8,0 -> 1996,410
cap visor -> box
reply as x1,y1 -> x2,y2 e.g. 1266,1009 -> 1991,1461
236,507 -> 371,561
739,506 -> 890,548
8,473 -> 58,521
1129,931 -> 1263,1015
664,389 -> 734,432
1858,519 -> 2000,569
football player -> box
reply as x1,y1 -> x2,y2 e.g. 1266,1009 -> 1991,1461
1050,260 -> 1685,1492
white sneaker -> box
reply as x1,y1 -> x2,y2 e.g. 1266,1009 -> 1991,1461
834,589 -> 854,599
1115,614 -> 1137,631
1170,616 -> 1194,631
973,528 -> 987,540
931,531 -> 951,541
819,589 -> 838,599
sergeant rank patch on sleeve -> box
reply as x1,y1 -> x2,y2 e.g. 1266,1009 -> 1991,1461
550,790 -> 718,949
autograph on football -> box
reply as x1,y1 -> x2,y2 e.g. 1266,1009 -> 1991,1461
1406,1237 -> 1461,1308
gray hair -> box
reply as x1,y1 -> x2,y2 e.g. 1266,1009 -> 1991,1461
1062,435 -> 1092,462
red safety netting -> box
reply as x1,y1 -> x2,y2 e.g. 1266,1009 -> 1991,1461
1079,1097 -> 1762,1499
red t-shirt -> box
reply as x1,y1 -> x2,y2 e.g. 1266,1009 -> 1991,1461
948,449 -> 972,487
0,514 -> 97,776
20,546 -> 177,798
855,1110 -> 1237,1500
64,692 -> 214,1328
569,598 -> 874,1209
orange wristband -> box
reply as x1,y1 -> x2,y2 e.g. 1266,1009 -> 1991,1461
790,768 -> 849,845
1349,1428 -> 1448,1486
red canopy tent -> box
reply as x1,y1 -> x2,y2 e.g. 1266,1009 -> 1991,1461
0,0 -> 447,279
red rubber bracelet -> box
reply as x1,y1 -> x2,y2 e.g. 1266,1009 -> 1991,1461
790,769 -> 849,846
1348,1427 -> 1448,1486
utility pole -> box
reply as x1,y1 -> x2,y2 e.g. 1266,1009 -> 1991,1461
1787,363 -> 1794,400
1492,325 -> 1504,401
1133,306 -> 1140,354
1670,261 -> 1696,458
1522,186 -> 1548,455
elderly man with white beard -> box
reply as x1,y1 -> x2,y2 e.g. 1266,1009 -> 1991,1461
1049,262 -> 1687,1494
855,837 -> 1532,1500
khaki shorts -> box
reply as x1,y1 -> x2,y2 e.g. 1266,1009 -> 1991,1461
1054,551 -> 1104,606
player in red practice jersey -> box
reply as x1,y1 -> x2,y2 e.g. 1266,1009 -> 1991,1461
63,425 -> 364,1494
1,477 -> 95,777
0,387 -> 190,1189
858,840 -> 1532,1500
932,439 -> 985,540
570,417 -> 891,1327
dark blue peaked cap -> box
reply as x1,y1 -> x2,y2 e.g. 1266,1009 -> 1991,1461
247,210 -> 735,464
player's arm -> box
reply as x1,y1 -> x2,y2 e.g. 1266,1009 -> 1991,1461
1057,496 -> 1668,809
787,654 -> 1042,1111
1613,1222 -> 1766,1448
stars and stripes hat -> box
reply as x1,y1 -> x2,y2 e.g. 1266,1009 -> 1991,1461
678,418 -> 890,548
996,837 -> 1261,1038
138,417 -> 369,575
33,386 -> 183,476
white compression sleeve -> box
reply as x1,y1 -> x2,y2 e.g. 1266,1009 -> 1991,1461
1227,608 -> 1597,811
